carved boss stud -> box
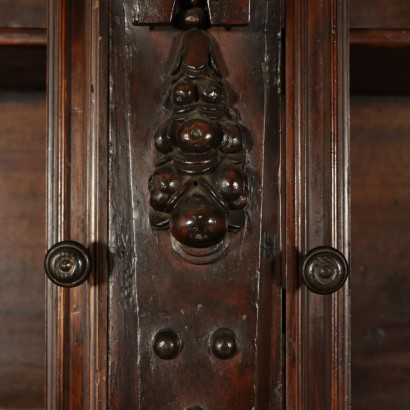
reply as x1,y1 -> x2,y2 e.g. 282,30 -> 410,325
147,1 -> 250,264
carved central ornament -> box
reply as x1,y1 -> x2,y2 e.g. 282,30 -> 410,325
148,1 -> 249,264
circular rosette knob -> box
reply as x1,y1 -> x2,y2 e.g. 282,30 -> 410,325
301,246 -> 349,294
44,240 -> 92,287
170,193 -> 227,249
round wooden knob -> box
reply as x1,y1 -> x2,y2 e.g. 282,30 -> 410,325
301,246 -> 349,294
44,240 -> 92,287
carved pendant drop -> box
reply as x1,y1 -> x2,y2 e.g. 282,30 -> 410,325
148,3 -> 249,264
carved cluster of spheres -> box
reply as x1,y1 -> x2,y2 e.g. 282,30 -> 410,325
148,9 -> 249,261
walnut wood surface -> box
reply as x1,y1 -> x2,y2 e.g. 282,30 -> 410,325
351,97 -> 410,409
108,0 -> 282,408
0,92 -> 45,408
285,0 -> 350,408
0,0 -> 46,28
350,0 -> 410,28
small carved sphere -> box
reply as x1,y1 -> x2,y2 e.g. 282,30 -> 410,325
149,167 -> 182,211
197,79 -> 223,103
58,257 -> 75,274
171,194 -> 227,248
177,119 -> 221,153
220,122 -> 244,153
210,328 -> 238,360
153,329 -> 182,360
172,80 -> 197,106
182,8 -> 207,28
154,121 -> 174,153
214,164 -> 247,209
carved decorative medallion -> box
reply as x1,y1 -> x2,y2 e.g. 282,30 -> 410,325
148,1 -> 249,264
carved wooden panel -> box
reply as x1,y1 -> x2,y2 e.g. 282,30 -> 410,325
108,0 -> 282,408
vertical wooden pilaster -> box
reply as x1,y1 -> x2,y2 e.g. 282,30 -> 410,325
285,0 -> 350,408
47,0 -> 108,408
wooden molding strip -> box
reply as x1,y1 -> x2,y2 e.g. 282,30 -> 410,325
350,28 -> 410,48
0,27 -> 47,46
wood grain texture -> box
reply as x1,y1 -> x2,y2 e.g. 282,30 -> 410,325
47,0 -> 108,409
350,0 -> 410,28
108,0 -> 282,408
0,92 -> 46,409
0,0 -> 46,28
285,0 -> 350,408
351,97 -> 410,410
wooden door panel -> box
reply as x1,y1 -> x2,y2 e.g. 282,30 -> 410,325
108,1 -> 282,409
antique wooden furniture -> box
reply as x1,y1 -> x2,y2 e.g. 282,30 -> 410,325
1,0 -> 409,409
44,0 -> 350,408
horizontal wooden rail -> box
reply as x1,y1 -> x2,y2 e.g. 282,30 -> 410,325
0,28 -> 47,46
350,28 -> 410,48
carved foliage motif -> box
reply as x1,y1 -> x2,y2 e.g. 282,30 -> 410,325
148,3 -> 249,263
